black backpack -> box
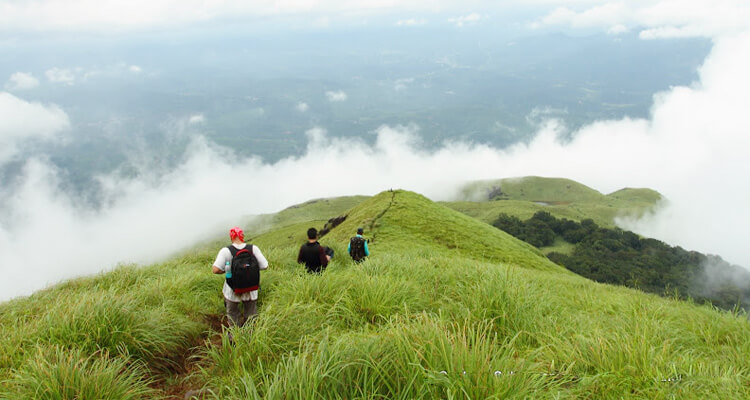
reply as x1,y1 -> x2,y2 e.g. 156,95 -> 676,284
349,236 -> 366,261
227,245 -> 260,294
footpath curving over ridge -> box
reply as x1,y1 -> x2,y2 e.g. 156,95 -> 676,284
324,190 -> 565,273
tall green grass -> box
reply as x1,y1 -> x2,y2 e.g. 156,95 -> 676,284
0,260 -> 221,398
3,347 -> 158,400
196,250 -> 749,399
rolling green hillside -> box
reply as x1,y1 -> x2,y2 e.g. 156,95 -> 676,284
464,176 -> 605,202
447,176 -> 662,228
1,189 -> 748,399
608,187 -> 663,204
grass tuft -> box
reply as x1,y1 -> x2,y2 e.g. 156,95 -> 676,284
2,346 -> 158,400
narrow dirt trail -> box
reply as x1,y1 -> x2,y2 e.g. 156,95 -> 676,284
368,190 -> 397,244
151,314 -> 225,400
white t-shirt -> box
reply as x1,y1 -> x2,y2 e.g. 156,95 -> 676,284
213,243 -> 268,302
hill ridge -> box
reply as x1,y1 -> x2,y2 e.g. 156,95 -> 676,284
449,176 -> 661,228
313,190 -> 565,273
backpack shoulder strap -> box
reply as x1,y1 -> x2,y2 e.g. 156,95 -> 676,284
227,245 -> 238,257
228,244 -> 253,256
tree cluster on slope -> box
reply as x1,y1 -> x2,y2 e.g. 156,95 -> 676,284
492,211 -> 750,311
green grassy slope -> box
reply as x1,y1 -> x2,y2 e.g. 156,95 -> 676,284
1,189 -> 748,399
470,176 -> 604,202
608,187 -> 663,204
251,195 -> 369,235
447,176 -> 662,228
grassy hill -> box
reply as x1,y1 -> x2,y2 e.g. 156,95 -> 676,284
448,176 -> 662,228
249,195 -> 370,236
1,189 -> 748,399
464,176 -> 605,203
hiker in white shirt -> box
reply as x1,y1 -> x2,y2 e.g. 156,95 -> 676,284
212,227 -> 268,327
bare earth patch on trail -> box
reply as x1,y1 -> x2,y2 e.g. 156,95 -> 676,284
150,313 -> 225,400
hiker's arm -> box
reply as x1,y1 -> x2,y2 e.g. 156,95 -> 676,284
364,240 -> 370,256
212,248 -> 228,274
253,246 -> 269,270
297,247 -> 304,264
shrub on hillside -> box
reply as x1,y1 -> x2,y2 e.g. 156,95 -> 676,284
493,212 -> 554,247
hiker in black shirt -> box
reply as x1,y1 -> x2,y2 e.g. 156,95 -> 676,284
297,227 -> 330,273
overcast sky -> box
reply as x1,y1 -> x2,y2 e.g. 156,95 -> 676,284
1,0 -> 750,301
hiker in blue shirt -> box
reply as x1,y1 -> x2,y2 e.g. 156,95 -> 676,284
348,227 -> 370,262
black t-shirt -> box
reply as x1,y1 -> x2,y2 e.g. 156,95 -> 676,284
297,241 -> 328,273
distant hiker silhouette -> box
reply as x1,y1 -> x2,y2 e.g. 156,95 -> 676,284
297,227 -> 330,273
348,227 -> 369,262
211,227 -> 269,328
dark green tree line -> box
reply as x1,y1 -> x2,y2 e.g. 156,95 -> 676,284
492,211 -> 750,311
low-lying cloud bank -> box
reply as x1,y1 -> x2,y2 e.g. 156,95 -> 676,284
2,33 -> 750,302
0,92 -> 69,164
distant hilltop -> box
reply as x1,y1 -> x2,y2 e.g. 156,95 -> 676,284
451,176 -> 662,229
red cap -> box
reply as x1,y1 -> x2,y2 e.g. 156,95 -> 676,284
229,227 -> 244,241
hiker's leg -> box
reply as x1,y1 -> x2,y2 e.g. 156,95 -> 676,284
241,299 -> 258,326
225,299 -> 241,327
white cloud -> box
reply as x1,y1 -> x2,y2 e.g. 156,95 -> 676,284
296,102 -> 310,112
188,114 -> 205,124
608,24 -> 629,35
537,4 -> 629,29
42,64 -> 143,85
5,72 -> 40,91
45,67 -> 76,85
534,1 -> 750,38
396,18 -> 427,26
325,90 -> 348,102
0,92 -> 70,164
449,12 -> 483,27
